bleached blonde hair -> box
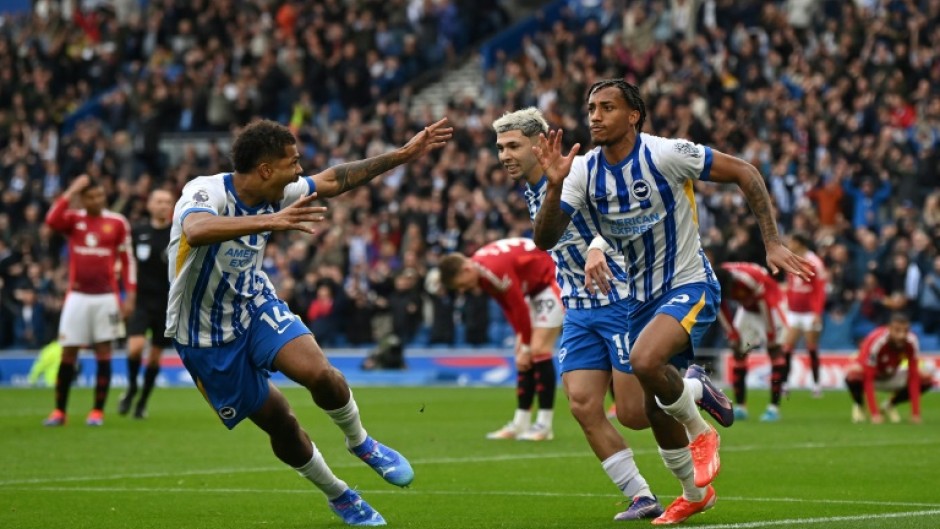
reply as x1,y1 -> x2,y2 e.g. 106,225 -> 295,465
492,107 -> 549,138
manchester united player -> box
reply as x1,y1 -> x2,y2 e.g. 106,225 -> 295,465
715,262 -> 789,422
43,175 -> 136,426
845,312 -> 933,424
781,233 -> 828,397
439,237 -> 561,441
118,188 -> 175,419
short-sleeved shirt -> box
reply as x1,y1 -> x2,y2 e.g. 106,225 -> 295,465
559,133 -> 715,302
524,176 -> 630,309
165,173 -> 316,347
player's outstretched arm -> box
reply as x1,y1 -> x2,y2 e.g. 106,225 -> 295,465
312,118 -> 453,198
708,151 -> 814,280
183,193 -> 328,246
532,130 -> 579,250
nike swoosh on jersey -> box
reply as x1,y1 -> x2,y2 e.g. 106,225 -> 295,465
276,320 -> 295,334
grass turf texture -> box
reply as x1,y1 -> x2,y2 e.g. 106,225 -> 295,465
1,386 -> 939,528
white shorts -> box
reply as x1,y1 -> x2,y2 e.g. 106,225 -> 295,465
529,285 -> 564,329
59,292 -> 125,346
787,311 -> 822,332
874,362 -> 936,391
734,305 -> 788,349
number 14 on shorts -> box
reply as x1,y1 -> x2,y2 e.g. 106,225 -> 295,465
260,306 -> 296,334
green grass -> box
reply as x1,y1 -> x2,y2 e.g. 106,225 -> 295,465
1,386 -> 939,528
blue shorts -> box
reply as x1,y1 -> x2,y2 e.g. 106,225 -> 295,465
625,282 -> 720,370
174,299 -> 310,429
558,301 -> 634,374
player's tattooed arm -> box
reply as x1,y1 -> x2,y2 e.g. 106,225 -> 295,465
738,169 -> 781,246
533,185 -> 570,250
313,118 -> 452,198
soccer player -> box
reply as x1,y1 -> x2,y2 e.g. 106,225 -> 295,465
44,175 -> 137,427
714,262 -> 789,422
845,312 -> 933,424
165,118 -> 451,526
532,79 -> 813,525
489,108 -> 667,520
439,237 -> 560,442
781,233 -> 828,397
118,188 -> 175,419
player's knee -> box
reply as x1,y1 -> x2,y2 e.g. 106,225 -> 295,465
566,392 -> 602,425
628,352 -> 660,378
616,405 -> 650,431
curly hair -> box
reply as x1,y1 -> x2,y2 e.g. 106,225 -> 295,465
230,120 -> 297,173
586,79 -> 647,133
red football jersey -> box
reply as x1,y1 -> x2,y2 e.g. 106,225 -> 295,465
786,251 -> 827,315
46,197 -> 136,295
856,325 -> 921,417
471,238 -> 556,343
722,262 -> 784,310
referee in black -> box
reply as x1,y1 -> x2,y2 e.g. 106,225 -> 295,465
119,188 -> 175,418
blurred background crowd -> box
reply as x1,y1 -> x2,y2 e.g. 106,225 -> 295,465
2,0 -> 940,356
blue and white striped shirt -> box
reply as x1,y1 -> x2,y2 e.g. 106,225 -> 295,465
525,175 -> 631,309
559,133 -> 717,302
165,173 -> 316,347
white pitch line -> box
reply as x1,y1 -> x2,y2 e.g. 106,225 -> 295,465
0,437 -> 936,487
680,509 -> 940,529
4,486 -> 940,511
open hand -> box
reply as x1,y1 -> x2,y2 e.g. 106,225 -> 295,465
767,242 -> 814,281
400,118 -> 454,161
272,193 -> 328,234
532,129 -> 580,187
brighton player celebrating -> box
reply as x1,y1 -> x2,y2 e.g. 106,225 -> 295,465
845,312 -> 933,424
781,233 -> 828,397
166,118 -> 451,526
44,175 -> 136,427
439,238 -> 561,442
715,262 -> 789,422
533,79 -> 813,524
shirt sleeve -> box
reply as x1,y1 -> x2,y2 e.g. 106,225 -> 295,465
647,136 -> 714,183
559,155 -> 589,217
281,176 -> 317,208
177,177 -> 226,224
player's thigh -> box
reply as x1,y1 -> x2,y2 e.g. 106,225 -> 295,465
271,334 -> 336,388
611,370 -> 649,430
562,369 -> 610,419
89,293 -> 124,343
529,325 -> 561,357
629,283 -> 719,372
557,308 -> 613,374
734,309 -> 766,351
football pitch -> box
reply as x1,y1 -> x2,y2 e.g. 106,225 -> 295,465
1,386 -> 939,529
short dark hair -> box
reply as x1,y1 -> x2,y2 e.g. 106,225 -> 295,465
231,120 -> 297,173
587,79 -> 647,132
79,177 -> 103,195
889,312 -> 910,325
438,254 -> 467,290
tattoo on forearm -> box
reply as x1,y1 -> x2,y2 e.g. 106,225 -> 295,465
740,171 -> 780,245
333,152 -> 405,194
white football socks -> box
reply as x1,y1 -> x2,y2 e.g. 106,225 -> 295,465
513,409 -> 532,431
535,409 -> 553,429
659,446 -> 706,502
325,391 -> 368,448
294,443 -> 348,500
657,378 -> 710,441
602,448 -> 653,499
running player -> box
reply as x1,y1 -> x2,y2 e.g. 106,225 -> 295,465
439,237 -> 560,442
714,262 -> 789,421
533,79 -> 813,524
845,312 -> 933,424
166,118 -> 451,526
781,233 -> 828,397
43,175 -> 136,427
119,188 -> 175,419
490,107 -> 669,520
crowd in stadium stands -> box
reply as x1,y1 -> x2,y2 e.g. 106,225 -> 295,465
2,0 -> 940,355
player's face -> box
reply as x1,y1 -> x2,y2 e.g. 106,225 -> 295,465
888,321 -> 909,346
495,130 -> 539,181
587,87 -> 639,147
147,190 -> 175,222
263,144 -> 303,202
80,186 -> 106,215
